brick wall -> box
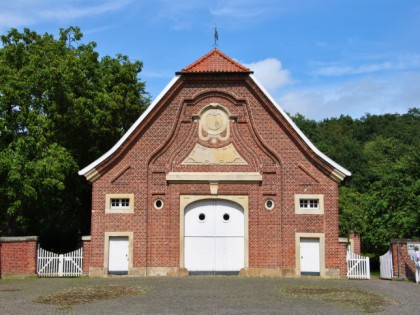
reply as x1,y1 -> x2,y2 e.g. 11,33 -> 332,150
86,74 -> 346,277
391,239 -> 419,281
337,232 -> 361,277
0,236 -> 38,278
81,236 -> 91,275
350,231 -> 361,254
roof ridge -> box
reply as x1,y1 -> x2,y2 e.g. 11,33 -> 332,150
181,48 -> 251,73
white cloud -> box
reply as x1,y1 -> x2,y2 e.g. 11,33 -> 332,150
278,72 -> 420,120
210,4 -> 266,18
147,0 -> 283,29
39,0 -> 131,20
313,55 -> 420,77
0,0 -> 131,30
315,62 -> 393,76
244,58 -> 293,93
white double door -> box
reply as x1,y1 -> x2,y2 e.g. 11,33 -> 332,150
184,200 -> 244,273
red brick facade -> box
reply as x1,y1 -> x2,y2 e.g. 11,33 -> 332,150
0,236 -> 38,278
80,49 -> 350,277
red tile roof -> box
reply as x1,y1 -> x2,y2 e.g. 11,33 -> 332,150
180,48 -> 251,73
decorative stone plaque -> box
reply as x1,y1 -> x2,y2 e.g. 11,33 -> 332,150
198,105 -> 230,144
182,143 -> 247,165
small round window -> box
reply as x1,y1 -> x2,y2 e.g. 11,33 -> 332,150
265,199 -> 274,210
154,199 -> 164,210
198,213 -> 206,222
223,213 -> 230,222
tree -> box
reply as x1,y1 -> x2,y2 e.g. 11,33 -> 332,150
360,137 -> 419,253
0,27 -> 150,250
293,109 -> 420,257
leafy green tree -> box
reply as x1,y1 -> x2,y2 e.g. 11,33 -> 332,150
338,186 -> 369,238
0,27 -> 150,250
360,137 -> 419,253
293,110 -> 420,257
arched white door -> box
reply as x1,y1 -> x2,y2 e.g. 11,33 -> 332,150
184,199 -> 244,274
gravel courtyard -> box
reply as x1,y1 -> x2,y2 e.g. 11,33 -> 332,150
0,276 -> 419,314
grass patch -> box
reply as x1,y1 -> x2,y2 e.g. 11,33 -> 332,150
0,276 -> 38,282
278,286 -> 398,313
34,285 -> 149,309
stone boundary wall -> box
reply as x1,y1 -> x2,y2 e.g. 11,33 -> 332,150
81,236 -> 91,275
391,239 -> 419,281
0,236 -> 93,278
0,236 -> 38,278
349,232 -> 361,255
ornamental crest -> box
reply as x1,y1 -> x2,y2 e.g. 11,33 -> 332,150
183,103 -> 246,165
198,104 -> 230,144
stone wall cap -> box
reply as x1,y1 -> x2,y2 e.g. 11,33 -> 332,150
0,236 -> 39,243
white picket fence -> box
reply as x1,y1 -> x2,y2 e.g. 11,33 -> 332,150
379,248 -> 393,279
37,245 -> 83,277
347,251 -> 370,279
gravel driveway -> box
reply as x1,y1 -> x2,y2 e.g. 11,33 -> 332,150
0,276 -> 419,314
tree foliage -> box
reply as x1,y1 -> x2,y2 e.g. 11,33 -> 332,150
291,108 -> 420,256
0,27 -> 150,250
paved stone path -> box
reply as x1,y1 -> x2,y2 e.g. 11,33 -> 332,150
0,276 -> 419,314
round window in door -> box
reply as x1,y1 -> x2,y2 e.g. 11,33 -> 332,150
184,199 -> 244,274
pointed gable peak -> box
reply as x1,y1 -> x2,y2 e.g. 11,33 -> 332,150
180,48 -> 252,74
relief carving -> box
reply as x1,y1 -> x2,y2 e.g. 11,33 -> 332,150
198,104 -> 230,144
182,143 -> 247,165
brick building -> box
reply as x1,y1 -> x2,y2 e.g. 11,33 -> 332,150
79,49 -> 351,277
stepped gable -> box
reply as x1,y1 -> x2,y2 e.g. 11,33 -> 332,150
179,48 -> 252,73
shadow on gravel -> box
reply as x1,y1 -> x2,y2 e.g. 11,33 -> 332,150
33,285 -> 150,310
278,286 -> 399,313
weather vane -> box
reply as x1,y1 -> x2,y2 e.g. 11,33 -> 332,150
214,24 -> 219,48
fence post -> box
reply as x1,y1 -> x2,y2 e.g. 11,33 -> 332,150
58,254 -> 64,277
366,256 -> 370,279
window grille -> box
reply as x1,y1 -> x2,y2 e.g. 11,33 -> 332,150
111,198 -> 130,208
299,199 -> 319,209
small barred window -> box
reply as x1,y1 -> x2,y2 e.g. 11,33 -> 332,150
299,199 -> 319,209
106,194 -> 134,213
111,198 -> 130,208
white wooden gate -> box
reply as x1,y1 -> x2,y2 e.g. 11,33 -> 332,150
37,245 -> 83,277
347,250 -> 370,279
379,248 -> 393,279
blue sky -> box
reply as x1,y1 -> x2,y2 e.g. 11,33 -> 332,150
1,0 -> 419,120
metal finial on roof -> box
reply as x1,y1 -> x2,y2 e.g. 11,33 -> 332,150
214,24 -> 219,48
